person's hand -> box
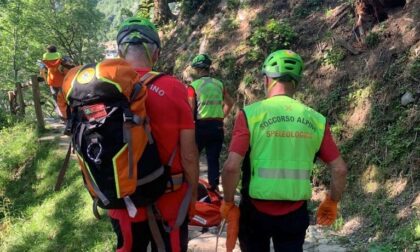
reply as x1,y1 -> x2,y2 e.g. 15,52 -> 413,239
220,201 -> 235,219
316,194 -> 338,226
220,201 -> 240,252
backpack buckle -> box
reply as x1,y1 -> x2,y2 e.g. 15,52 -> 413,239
123,111 -> 143,125
123,113 -> 133,122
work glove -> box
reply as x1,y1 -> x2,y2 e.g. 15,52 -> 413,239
220,201 -> 240,252
316,194 -> 338,226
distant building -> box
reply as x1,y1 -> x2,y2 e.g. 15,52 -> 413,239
103,41 -> 118,59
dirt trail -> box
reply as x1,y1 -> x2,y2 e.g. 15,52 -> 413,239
39,118 -> 347,251
188,156 -> 348,252
38,118 -> 72,152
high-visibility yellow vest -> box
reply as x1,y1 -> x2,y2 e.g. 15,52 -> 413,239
191,77 -> 224,119
243,95 -> 326,200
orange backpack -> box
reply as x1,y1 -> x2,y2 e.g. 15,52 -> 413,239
61,59 -> 167,217
190,179 -> 223,228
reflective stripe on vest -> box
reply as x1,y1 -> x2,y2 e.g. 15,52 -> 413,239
258,167 -> 311,180
243,96 -> 326,201
191,77 -> 224,119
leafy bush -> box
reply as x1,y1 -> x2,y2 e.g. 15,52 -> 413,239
0,110 -> 14,129
180,0 -> 205,19
322,46 -> 346,67
0,123 -> 37,195
365,32 -> 380,48
227,0 -> 240,10
249,19 -> 297,53
293,0 -> 325,18
409,58 -> 420,78
221,17 -> 239,32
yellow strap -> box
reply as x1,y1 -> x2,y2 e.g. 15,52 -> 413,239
95,62 -> 123,92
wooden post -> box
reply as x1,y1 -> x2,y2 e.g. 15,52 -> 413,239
31,75 -> 45,130
7,91 -> 17,115
15,82 -> 25,115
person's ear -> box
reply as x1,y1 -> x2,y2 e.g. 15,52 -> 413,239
264,76 -> 269,86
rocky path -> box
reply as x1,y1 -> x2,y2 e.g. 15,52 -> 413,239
38,118 -> 71,150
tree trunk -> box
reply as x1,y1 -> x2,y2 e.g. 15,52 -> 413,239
153,0 -> 175,24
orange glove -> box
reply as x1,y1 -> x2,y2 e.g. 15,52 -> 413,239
316,195 -> 338,226
220,201 -> 240,252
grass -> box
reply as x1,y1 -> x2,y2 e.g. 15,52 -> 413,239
322,46 -> 346,68
0,123 -> 114,252
365,32 -> 381,48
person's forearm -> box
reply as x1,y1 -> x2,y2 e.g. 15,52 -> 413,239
223,92 -> 234,118
181,145 -> 199,199
328,156 -> 347,201
223,103 -> 233,118
222,153 -> 242,202
188,98 -> 196,119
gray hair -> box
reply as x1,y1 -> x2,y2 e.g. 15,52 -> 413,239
119,43 -> 158,59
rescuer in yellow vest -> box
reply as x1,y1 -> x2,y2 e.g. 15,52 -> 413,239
221,50 -> 348,252
187,54 -> 234,191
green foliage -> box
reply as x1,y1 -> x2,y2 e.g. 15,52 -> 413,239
227,0 -> 240,10
0,0 -> 106,87
365,32 -> 381,48
0,123 -> 37,196
218,53 -> 241,90
97,0 -> 138,40
315,83 -> 346,119
242,73 -> 256,87
332,215 -> 345,231
0,134 -> 114,251
180,0 -> 205,19
246,49 -> 264,62
221,17 -> 239,32
0,110 -> 15,129
249,19 -> 297,55
322,46 -> 346,67
136,0 -> 153,18
293,0 -> 325,18
409,57 -> 420,78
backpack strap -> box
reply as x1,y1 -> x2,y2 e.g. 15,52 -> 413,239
173,184 -> 192,229
123,72 -> 163,180
130,71 -> 164,103
136,147 -> 178,187
147,205 -> 166,252
139,71 -> 164,87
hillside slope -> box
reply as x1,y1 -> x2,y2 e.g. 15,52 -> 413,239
158,0 -> 419,250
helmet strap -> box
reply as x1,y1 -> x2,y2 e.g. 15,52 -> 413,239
266,80 -> 278,96
119,43 -> 129,58
142,42 -> 154,66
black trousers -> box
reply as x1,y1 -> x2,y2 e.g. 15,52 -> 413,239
110,217 -> 189,252
195,120 -> 224,189
238,199 -> 309,252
